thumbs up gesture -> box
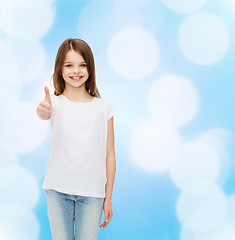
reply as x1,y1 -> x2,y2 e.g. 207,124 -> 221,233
36,86 -> 53,120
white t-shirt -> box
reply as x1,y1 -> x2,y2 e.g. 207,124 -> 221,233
41,94 -> 115,198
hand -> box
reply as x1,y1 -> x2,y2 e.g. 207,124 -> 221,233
36,86 -> 52,120
100,198 -> 113,229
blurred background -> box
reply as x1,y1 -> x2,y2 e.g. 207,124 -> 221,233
0,0 -> 234,239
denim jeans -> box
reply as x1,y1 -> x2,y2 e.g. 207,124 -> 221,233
45,189 -> 104,240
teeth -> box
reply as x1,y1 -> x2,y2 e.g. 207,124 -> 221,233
71,76 -> 81,79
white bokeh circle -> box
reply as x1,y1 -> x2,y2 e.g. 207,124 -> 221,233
178,12 -> 229,65
0,101 -> 48,154
78,0 -> 114,49
0,208 -> 40,240
227,194 -> 235,233
0,166 -> 39,211
112,0 -> 164,34
147,75 -> 199,127
129,118 -> 181,172
28,66 -> 55,104
161,0 -> 208,14
108,27 -> 160,80
1,37 -> 46,84
0,0 -> 54,39
0,0 -> 6,9
0,42 -> 21,102
194,226 -> 233,240
201,129 -> 231,186
181,227 -> 196,240
181,225 -> 233,240
0,224 -> 15,239
177,189 -> 227,233
169,139 -> 220,195
0,145 -> 18,188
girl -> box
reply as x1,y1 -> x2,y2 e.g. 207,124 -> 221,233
36,38 -> 116,240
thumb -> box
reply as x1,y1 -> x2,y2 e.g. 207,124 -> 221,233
44,86 -> 51,105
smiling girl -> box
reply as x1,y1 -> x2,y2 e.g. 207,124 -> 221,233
36,38 -> 116,240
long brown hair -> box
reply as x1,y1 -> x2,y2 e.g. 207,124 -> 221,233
50,38 -> 101,98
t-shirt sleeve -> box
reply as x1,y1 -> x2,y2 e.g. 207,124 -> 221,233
106,99 -> 115,121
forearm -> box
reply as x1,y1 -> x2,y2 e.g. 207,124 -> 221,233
105,154 -> 116,200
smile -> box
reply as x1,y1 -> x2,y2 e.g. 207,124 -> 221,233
70,76 -> 82,80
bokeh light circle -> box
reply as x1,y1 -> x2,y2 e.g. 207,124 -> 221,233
194,226 -> 233,240
0,0 -> 54,39
178,12 -> 229,65
0,166 -> 39,211
201,129 -> 231,186
1,101 -> 48,154
129,118 -> 181,172
0,42 -> 21,102
0,145 -> 18,188
182,225 -> 233,240
169,139 -> 220,195
108,27 -> 160,80
112,0 -> 164,33
2,37 -> 46,83
177,189 -> 227,233
161,0 -> 208,14
0,208 -> 40,240
147,75 -> 199,127
0,224 -> 15,239
181,227 -> 196,240
227,194 -> 235,232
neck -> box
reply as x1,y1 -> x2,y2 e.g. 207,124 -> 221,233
62,85 -> 91,101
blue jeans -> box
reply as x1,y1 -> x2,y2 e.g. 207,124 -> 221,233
45,189 -> 104,240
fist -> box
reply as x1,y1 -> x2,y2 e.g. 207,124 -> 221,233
36,86 -> 52,120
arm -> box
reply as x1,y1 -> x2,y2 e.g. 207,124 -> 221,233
100,116 -> 116,229
105,116 -> 116,200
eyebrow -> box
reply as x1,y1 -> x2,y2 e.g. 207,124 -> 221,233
64,61 -> 86,64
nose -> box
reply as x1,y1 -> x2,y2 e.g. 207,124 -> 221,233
73,66 -> 80,73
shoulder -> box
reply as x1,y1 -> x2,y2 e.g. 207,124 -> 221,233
97,97 -> 115,120
95,97 -> 114,111
95,97 -> 112,104
94,97 -> 108,105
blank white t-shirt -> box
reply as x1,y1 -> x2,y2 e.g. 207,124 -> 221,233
41,94 -> 115,198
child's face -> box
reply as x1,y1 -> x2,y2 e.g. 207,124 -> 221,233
61,50 -> 89,90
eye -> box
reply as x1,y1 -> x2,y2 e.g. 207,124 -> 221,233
81,64 -> 87,67
65,64 -> 72,67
